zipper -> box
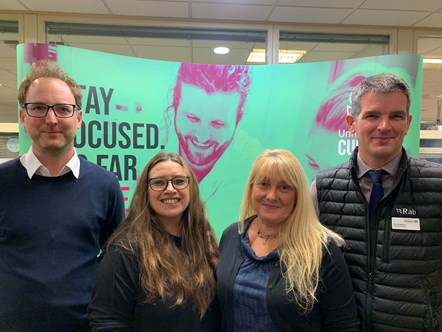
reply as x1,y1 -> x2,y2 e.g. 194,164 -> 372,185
365,272 -> 374,331
383,207 -> 392,263
366,203 -> 378,331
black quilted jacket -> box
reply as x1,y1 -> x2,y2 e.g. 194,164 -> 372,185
316,148 -> 442,332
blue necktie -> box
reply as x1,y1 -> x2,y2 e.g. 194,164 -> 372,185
368,170 -> 384,216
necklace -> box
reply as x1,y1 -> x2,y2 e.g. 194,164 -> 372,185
256,221 -> 280,245
257,230 -> 279,244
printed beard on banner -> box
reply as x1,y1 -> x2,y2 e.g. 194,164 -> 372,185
17,43 -> 423,238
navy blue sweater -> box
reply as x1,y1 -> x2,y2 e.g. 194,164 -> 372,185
0,157 -> 124,331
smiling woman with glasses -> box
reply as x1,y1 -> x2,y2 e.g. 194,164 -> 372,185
148,176 -> 190,191
89,151 -> 220,331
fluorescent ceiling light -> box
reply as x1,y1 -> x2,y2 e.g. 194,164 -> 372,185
423,58 -> 442,64
247,49 -> 306,64
214,46 -> 230,55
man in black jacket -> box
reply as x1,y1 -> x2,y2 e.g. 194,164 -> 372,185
311,73 -> 442,331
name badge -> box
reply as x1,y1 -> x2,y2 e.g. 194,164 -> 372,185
391,217 -> 420,231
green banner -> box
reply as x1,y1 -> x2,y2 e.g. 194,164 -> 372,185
17,44 -> 422,237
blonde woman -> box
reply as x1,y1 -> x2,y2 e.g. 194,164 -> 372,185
216,149 -> 358,331
88,152 -> 220,331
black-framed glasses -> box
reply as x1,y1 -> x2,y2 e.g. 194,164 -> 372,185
22,103 -> 78,118
148,176 -> 190,191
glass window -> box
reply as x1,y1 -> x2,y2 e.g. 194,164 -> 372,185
418,36 -> 442,129
0,133 -> 19,162
46,22 -> 267,65
419,138 -> 442,164
419,131 -> 442,164
0,20 -> 19,125
279,31 -> 389,64
417,35 -> 442,163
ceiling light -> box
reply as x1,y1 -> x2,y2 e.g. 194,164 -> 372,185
423,58 -> 442,64
247,49 -> 306,64
214,47 -> 230,55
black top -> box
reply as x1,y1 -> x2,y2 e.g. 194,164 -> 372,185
88,237 -> 220,331
217,219 -> 359,332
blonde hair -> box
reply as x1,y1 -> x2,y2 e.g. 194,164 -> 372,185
239,149 -> 344,312
107,152 -> 219,318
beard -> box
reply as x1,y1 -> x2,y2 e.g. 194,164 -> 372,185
176,132 -> 233,168
31,130 -> 75,155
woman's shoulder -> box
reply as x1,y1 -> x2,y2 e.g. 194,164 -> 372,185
320,238 -> 348,277
101,237 -> 139,266
219,222 -> 240,250
322,238 -> 344,258
223,222 -> 239,235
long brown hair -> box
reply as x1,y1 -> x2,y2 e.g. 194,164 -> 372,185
107,152 -> 219,317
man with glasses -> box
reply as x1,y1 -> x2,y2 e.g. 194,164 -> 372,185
0,60 -> 124,331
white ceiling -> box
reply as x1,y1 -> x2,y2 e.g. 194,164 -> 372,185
1,0 -> 442,126
3,0 -> 442,26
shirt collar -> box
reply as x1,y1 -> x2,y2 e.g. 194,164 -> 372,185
356,152 -> 402,179
20,147 -> 80,179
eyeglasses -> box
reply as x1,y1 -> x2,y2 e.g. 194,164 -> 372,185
148,176 -> 190,191
22,103 -> 78,118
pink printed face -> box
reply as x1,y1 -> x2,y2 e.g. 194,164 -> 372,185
346,92 -> 412,168
174,83 -> 241,174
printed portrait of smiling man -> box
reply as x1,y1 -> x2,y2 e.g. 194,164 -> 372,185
168,63 -> 251,183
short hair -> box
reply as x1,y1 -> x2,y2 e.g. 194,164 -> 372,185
350,73 -> 410,118
171,63 -> 251,124
18,60 -> 83,109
